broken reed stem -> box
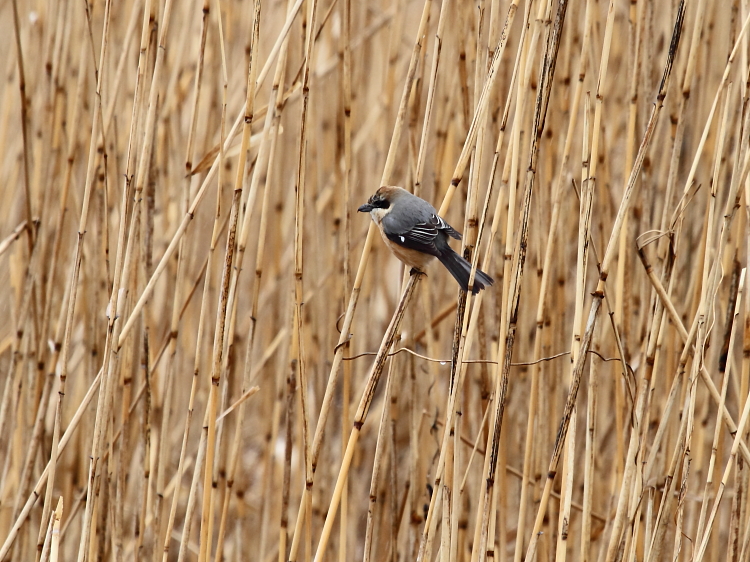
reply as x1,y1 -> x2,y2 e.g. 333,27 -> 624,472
49,498 -> 63,562
0,221 -> 27,257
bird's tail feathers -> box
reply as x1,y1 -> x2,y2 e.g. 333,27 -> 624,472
437,250 -> 494,294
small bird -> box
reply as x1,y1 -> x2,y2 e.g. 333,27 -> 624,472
358,186 -> 493,294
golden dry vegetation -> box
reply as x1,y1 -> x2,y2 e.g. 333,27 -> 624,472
0,0 -> 749,561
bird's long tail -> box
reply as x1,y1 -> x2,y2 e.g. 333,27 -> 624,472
437,249 -> 494,294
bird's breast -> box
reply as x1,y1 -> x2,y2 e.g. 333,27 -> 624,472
377,229 -> 435,271
369,208 -> 389,223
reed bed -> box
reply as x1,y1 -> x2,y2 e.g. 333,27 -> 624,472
1,0 -> 749,561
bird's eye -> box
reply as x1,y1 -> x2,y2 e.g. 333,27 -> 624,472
367,195 -> 390,209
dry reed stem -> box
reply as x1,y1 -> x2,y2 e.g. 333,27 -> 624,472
314,272 -> 422,562
48,498 -> 63,562
568,10 -> 617,547
525,3 -> 686,559
482,2 -> 568,559
338,2 -> 352,557
696,266 -> 745,549
0,222 -> 27,258
304,0 -> 432,481
286,0 -> 318,559
513,2 -> 592,556
196,0 -> 240,559
362,344 -> 396,562
557,87 -> 593,562
695,269 -> 748,561
5,1 -> 750,561
288,2 -> 435,554
414,6 -> 526,561
215,4 -> 296,555
116,0 -> 307,348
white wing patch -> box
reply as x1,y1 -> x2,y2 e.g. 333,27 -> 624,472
432,214 -> 462,240
408,225 -> 438,242
400,236 -> 405,242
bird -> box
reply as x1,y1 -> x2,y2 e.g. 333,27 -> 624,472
357,186 -> 493,294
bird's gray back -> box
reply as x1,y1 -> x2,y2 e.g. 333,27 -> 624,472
382,192 -> 437,234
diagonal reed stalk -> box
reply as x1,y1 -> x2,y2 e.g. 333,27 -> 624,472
313,271 -> 423,562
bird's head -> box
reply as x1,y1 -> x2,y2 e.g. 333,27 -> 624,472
357,186 -> 406,213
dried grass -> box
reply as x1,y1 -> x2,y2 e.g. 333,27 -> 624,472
1,1 -> 749,561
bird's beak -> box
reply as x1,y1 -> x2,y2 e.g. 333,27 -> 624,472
358,203 -> 374,213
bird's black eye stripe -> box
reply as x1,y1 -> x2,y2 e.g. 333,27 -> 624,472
368,198 -> 390,209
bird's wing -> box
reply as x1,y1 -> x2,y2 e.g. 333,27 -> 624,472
383,213 -> 461,256
435,215 -> 462,240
